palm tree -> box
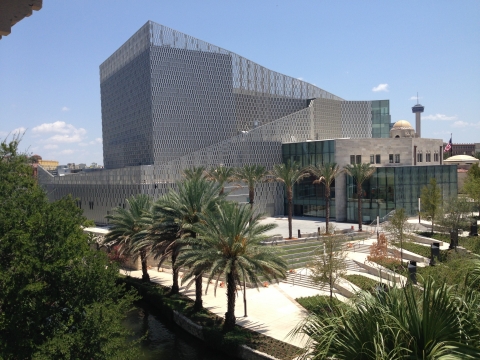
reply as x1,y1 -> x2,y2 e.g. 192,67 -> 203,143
309,163 -> 341,234
234,164 -> 269,211
182,166 -> 206,181
134,202 -> 180,293
291,275 -> 480,359
153,177 -> 224,310
176,202 -> 287,331
344,163 -> 376,231
271,161 -> 309,239
104,194 -> 152,281
204,165 -> 235,195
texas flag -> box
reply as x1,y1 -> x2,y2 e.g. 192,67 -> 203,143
444,137 -> 452,152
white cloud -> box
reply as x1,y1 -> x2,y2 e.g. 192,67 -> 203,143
44,144 -> 58,149
60,149 -> 74,155
61,106 -> 70,112
452,121 -> 469,128
423,114 -> 457,121
32,121 -> 86,143
452,121 -> 480,128
372,83 -> 389,92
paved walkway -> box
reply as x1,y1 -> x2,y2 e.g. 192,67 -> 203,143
126,216 -> 436,349
127,268 -> 334,348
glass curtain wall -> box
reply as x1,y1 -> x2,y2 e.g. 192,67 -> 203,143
371,100 -> 391,138
282,140 -> 335,218
346,165 -> 457,223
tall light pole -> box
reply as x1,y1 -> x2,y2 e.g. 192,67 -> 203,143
418,197 -> 421,223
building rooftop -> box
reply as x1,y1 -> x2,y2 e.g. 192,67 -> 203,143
444,155 -> 479,163
392,120 -> 414,130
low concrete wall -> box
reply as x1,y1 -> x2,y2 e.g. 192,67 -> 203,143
354,260 -> 402,283
334,279 -> 361,298
411,234 -> 444,246
388,248 -> 426,263
173,310 -> 204,340
172,310 -> 282,360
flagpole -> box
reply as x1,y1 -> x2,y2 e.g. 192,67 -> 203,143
451,133 -> 453,157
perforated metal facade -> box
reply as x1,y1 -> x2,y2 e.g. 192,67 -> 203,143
39,21 -> 392,224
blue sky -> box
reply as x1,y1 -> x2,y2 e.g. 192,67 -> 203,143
1,0 -> 479,165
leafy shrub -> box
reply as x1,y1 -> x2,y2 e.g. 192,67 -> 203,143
296,295 -> 344,315
344,274 -> 378,293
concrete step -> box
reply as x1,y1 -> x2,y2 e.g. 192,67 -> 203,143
282,272 -> 330,291
345,259 -> 369,273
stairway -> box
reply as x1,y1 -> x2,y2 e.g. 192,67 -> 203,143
282,271 -> 330,291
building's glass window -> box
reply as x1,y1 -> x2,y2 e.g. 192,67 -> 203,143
370,155 -> 375,164
395,154 -> 400,163
434,152 -> 439,162
346,165 -> 457,223
376,154 -> 381,164
356,155 -> 362,164
417,152 -> 423,162
426,152 -> 431,162
350,155 -> 355,164
389,154 -> 394,163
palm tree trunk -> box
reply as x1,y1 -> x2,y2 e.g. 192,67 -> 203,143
191,232 -> 203,311
194,273 -> 203,311
249,186 -> 254,210
357,183 -> 363,231
224,271 -> 236,331
287,186 -> 293,239
325,185 -> 330,234
170,250 -> 179,295
140,249 -> 150,282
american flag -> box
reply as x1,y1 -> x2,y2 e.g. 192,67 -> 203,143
444,137 -> 452,152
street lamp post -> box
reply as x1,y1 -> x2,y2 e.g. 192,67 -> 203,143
418,197 -> 421,224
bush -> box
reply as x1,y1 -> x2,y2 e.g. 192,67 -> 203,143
296,295 -> 345,315
344,274 -> 378,293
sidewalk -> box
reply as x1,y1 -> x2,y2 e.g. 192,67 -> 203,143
127,268 -> 335,348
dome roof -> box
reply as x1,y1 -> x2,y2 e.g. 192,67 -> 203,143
392,120 -> 413,130
444,155 -> 480,163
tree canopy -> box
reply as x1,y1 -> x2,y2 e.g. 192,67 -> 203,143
0,138 -> 139,359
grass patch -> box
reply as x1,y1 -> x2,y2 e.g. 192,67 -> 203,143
416,251 -> 479,289
392,241 -> 449,261
344,274 -> 379,294
119,276 -> 301,360
296,295 -> 345,315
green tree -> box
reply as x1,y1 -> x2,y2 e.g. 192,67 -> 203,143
104,194 -> 153,282
291,275 -> 480,360
234,164 -> 269,211
176,202 -> 287,331
383,208 -> 414,264
420,178 -> 442,234
344,163 -> 376,231
309,234 -> 347,301
204,165 -> 235,195
0,138 -> 139,358
153,177 -> 224,310
271,161 -> 309,239
437,195 -> 473,233
182,166 -> 206,181
308,163 -> 342,234
464,164 -> 480,211
143,194 -> 182,294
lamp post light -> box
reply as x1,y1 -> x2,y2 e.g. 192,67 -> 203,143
418,197 -> 421,224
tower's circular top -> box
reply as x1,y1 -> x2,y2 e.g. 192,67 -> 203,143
392,120 -> 414,130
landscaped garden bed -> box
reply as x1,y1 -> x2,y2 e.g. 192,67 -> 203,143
119,276 -> 302,360
296,295 -> 345,315
343,274 -> 379,294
